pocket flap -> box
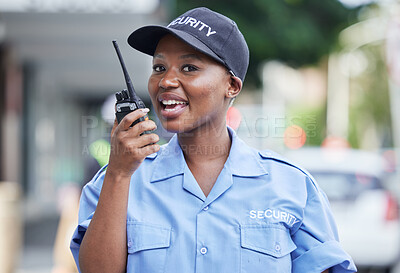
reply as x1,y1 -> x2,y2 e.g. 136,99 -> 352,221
127,222 -> 171,254
241,224 -> 296,257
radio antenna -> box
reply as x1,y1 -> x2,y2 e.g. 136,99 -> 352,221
112,40 -> 139,100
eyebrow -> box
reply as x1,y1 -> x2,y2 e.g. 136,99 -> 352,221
153,53 -> 164,59
153,53 -> 203,61
179,54 -> 203,61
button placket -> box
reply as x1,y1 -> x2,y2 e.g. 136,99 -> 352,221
195,205 -> 211,272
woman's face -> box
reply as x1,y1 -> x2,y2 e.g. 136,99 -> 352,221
148,34 -> 233,134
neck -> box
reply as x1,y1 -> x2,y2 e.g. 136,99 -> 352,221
178,124 -> 231,164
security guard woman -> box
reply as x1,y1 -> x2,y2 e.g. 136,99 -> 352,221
71,7 -> 357,273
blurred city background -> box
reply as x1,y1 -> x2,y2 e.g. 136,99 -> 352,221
0,0 -> 399,272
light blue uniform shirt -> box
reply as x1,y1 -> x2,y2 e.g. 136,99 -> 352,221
71,127 -> 357,273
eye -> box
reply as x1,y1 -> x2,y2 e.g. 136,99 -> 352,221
152,64 -> 165,73
182,64 -> 198,72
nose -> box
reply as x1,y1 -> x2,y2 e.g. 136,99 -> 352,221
159,69 -> 179,90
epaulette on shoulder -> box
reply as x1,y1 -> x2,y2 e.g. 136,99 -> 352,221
258,150 -> 316,184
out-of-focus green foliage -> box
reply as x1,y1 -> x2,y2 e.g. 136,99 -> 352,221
173,0 -> 359,86
348,44 -> 392,148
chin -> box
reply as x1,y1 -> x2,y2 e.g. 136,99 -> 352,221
160,121 -> 185,134
160,120 -> 197,135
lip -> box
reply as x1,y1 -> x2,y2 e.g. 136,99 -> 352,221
158,92 -> 188,103
157,92 -> 188,119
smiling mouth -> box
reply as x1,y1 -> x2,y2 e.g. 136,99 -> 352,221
161,100 -> 188,112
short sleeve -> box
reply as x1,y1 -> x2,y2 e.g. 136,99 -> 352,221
291,176 -> 357,273
70,166 -> 106,271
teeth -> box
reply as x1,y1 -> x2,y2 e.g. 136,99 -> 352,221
161,100 -> 187,105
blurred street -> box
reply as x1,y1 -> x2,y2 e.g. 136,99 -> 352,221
15,212 -> 59,273
17,247 -> 53,273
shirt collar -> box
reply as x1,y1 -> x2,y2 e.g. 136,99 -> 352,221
225,127 -> 269,177
150,126 -> 268,183
150,134 -> 185,183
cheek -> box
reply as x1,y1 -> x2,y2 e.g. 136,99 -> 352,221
187,82 -> 217,106
202,83 -> 222,101
203,80 -> 228,103
191,72 -> 227,100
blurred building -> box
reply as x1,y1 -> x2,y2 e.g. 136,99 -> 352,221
0,1 -> 172,271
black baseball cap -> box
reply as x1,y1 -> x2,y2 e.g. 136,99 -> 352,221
128,7 -> 249,82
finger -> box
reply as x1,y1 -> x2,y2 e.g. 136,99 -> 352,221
119,108 -> 150,131
138,143 -> 160,157
129,120 -> 157,136
136,133 -> 160,148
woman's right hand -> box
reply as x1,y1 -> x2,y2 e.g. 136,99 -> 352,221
107,108 -> 160,178
79,109 -> 158,273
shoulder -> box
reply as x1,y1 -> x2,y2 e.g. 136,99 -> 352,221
83,164 -> 107,192
258,150 -> 312,177
257,149 -> 321,191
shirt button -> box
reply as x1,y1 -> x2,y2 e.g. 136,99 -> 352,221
275,243 -> 281,252
203,206 -> 209,211
200,247 -> 208,255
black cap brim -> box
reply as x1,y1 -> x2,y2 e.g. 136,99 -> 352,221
128,26 -> 226,67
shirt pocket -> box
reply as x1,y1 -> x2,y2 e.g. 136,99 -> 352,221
126,222 -> 171,273
240,224 -> 296,273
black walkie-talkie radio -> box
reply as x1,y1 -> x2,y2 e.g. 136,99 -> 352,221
112,40 -> 151,133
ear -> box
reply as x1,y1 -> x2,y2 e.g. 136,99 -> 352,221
226,75 -> 242,99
